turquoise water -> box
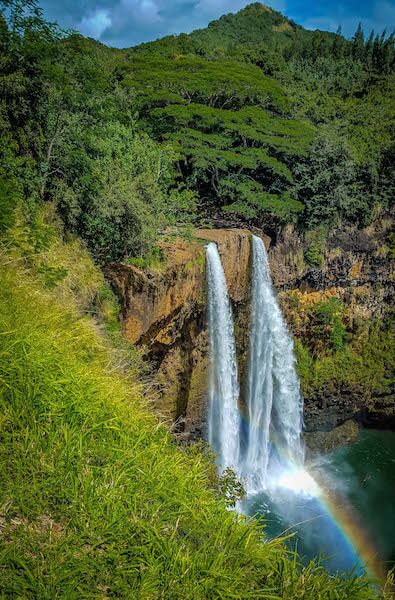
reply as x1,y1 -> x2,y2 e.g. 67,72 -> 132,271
240,429 -> 395,575
326,429 -> 395,570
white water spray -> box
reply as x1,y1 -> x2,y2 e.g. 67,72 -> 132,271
243,235 -> 304,492
206,242 -> 240,472
206,235 -> 307,495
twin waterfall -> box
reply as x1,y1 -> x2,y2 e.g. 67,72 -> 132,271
206,236 -> 304,494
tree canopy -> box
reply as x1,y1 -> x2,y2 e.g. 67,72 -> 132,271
1,0 -> 394,259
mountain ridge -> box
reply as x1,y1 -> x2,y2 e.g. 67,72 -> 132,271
129,2 -> 340,57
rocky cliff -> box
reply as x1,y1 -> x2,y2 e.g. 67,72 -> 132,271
271,218 -> 394,433
106,229 -> 268,438
106,220 -> 394,446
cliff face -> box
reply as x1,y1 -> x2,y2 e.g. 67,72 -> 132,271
106,229 -> 265,437
270,218 -> 394,432
107,221 -> 394,442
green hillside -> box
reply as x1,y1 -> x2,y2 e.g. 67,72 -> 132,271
2,0 -> 393,260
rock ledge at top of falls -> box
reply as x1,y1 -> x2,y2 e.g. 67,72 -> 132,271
106,228 -> 269,347
105,228 -> 268,431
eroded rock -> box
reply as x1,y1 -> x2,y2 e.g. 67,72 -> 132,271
106,220 -> 394,439
106,228 -> 261,431
304,420 -> 359,455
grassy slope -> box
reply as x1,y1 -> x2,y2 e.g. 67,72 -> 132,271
0,227 -> 380,598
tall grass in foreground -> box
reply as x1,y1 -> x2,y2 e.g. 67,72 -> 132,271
0,252 -> 382,598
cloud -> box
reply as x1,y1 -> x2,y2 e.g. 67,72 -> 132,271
140,0 -> 161,20
119,0 -> 161,22
78,8 -> 112,38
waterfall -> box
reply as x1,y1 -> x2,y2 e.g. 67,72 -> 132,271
243,235 -> 304,492
206,235 -> 304,494
204,236 -> 365,575
206,242 -> 240,473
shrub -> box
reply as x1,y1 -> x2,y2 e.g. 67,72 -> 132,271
313,297 -> 348,351
304,225 -> 327,266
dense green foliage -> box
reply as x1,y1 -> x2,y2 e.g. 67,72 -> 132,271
1,0 -> 394,260
0,1 -> 197,261
295,320 -> 395,402
129,3 -> 394,232
283,289 -> 395,401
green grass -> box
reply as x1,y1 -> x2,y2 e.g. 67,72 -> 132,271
0,246 -> 383,598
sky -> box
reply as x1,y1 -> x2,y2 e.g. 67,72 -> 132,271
39,0 -> 395,48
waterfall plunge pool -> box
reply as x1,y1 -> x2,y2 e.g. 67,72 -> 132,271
205,238 -> 394,578
239,429 -> 395,577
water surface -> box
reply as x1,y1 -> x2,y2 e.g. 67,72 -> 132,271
240,429 -> 395,575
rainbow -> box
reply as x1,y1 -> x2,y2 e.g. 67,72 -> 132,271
310,467 -> 387,582
237,414 -> 388,584
260,461 -> 387,583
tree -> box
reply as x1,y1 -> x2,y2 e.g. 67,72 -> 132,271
352,23 -> 365,61
294,133 -> 368,227
121,55 -> 314,224
52,120 -> 178,261
0,0 -> 63,200
332,25 -> 346,59
364,30 -> 374,70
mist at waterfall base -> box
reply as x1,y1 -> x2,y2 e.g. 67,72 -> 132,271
205,236 -> 393,578
240,430 -> 395,576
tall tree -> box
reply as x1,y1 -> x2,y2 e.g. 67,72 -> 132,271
352,22 -> 365,61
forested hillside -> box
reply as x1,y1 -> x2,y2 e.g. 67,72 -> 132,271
1,0 -> 394,260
